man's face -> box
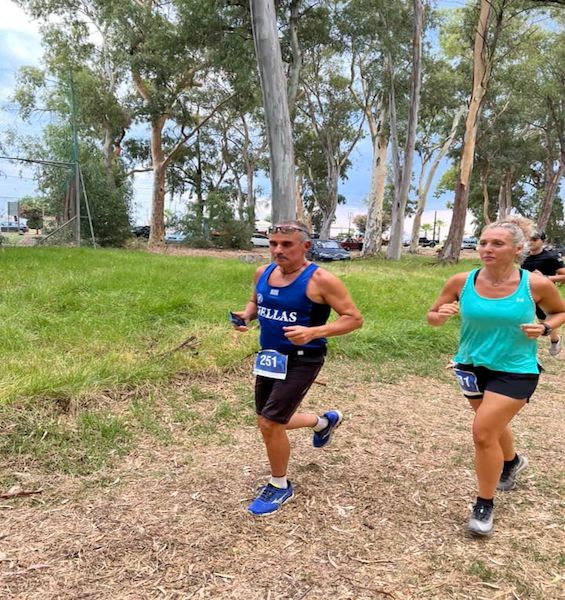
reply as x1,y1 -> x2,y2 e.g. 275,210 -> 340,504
269,231 -> 310,267
528,236 -> 544,254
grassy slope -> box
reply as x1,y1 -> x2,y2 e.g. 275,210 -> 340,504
0,247 -> 481,403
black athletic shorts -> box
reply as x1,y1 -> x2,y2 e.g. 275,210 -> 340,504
255,354 -> 325,424
454,363 -> 540,402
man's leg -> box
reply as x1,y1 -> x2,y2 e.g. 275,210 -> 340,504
258,415 -> 292,477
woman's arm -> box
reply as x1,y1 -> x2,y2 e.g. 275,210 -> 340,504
427,273 -> 466,327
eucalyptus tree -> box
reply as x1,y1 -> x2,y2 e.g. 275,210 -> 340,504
338,0 -> 406,257
297,53 -> 365,238
250,0 -> 296,224
386,0 -> 425,260
408,53 -> 465,253
14,0 -> 131,193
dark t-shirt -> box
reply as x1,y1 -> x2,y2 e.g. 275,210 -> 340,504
522,249 -> 564,276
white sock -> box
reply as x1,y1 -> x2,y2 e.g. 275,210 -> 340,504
313,416 -> 329,432
269,475 -> 288,489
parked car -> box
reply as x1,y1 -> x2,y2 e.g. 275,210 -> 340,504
550,244 -> 565,259
0,221 -> 28,233
418,237 -> 437,247
250,233 -> 269,247
461,236 -> 478,250
131,225 -> 150,238
164,232 -> 186,243
340,237 -> 363,251
306,239 -> 351,262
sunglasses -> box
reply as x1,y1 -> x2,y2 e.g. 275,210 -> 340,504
530,237 -> 541,241
270,225 -> 310,235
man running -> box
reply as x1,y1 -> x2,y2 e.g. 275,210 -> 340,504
231,220 -> 363,516
522,231 -> 565,356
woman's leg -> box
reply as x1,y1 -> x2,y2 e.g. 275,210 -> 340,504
470,391 -> 526,499
469,398 -> 517,461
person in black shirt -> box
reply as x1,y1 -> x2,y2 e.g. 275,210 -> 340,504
522,231 -> 565,356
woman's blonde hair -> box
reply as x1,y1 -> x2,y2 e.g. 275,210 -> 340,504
482,216 -> 534,263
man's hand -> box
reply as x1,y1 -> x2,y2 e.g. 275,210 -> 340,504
283,325 -> 315,345
230,311 -> 250,332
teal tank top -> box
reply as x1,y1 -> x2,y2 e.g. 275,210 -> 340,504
454,269 -> 539,374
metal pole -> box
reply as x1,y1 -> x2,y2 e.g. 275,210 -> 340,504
69,71 -> 81,246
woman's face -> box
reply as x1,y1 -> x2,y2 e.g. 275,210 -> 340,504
478,227 -> 521,266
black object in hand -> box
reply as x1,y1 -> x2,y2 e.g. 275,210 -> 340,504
229,311 -> 246,327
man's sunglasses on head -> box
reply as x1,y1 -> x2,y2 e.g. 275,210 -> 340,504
270,225 -> 310,235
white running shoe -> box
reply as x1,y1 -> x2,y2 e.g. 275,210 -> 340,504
549,336 -> 561,357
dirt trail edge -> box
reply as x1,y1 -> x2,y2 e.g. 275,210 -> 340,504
0,357 -> 563,600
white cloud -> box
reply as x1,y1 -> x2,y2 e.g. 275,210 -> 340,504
0,1 -> 40,36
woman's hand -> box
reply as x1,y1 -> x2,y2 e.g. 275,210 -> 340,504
438,301 -> 460,317
519,323 -> 546,339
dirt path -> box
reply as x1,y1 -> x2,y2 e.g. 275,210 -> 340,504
0,356 -> 563,600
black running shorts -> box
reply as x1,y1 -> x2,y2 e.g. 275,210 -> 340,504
455,363 -> 540,402
255,355 -> 324,424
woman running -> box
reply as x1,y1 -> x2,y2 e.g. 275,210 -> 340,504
427,217 -> 565,536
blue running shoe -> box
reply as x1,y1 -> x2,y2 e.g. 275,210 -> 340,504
248,482 -> 294,516
312,410 -> 343,448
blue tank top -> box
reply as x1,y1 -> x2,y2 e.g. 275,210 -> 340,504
454,268 -> 539,373
256,263 -> 331,353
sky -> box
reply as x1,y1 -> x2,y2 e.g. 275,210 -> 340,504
0,0 -> 474,236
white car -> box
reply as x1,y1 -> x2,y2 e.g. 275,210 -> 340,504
164,232 -> 186,243
251,233 -> 269,247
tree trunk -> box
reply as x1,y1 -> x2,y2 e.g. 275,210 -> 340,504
250,0 -> 296,224
287,0 -> 302,118
149,116 -> 166,245
387,0 -> 424,260
537,129 -> 565,231
480,160 -> 491,225
409,106 -> 465,253
497,168 -> 513,218
102,128 -> 117,192
319,161 -> 339,239
295,170 -> 305,222
439,0 -> 498,263
362,105 -> 389,257
409,162 -> 427,254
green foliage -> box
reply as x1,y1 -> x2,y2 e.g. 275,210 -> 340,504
177,188 -> 254,249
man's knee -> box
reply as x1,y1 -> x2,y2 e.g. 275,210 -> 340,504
258,415 -> 285,436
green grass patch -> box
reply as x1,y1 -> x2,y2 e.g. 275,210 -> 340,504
0,247 -> 481,404
0,247 -> 484,473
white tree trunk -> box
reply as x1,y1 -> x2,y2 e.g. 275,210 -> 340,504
250,0 -> 295,224
362,105 -> 389,257
387,0 -> 425,260
409,106 -> 465,252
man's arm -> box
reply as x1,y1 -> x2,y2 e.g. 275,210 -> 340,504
230,265 -> 267,330
548,265 -> 565,285
282,270 -> 362,345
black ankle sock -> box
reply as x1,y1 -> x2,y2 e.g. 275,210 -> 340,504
476,496 -> 494,508
502,454 -> 519,474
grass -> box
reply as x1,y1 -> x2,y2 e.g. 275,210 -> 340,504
0,247 -> 473,404
2,246 -> 542,475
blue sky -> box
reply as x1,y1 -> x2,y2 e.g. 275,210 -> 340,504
0,0 -> 468,231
